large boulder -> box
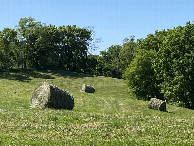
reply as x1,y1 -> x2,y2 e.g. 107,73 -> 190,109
148,98 -> 166,111
30,82 -> 74,110
81,84 -> 95,93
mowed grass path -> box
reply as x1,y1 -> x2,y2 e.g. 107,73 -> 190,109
0,69 -> 193,145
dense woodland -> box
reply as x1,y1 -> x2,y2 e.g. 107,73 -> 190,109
0,17 -> 194,109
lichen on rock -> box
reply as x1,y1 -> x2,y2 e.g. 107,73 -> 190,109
148,98 -> 166,111
30,82 -> 74,110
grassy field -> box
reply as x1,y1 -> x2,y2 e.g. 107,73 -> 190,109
0,69 -> 193,145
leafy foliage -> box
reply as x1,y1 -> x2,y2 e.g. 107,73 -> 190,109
97,45 -> 122,78
1,17 -> 194,109
0,17 -> 92,73
124,49 -> 160,100
124,21 -> 194,109
95,37 -> 137,78
0,28 -> 18,69
119,36 -> 136,73
154,22 -> 194,109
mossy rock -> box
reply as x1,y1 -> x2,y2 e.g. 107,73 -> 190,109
30,82 -> 74,110
148,98 -> 166,111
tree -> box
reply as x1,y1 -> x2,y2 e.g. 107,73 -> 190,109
97,45 -> 122,78
154,22 -> 194,109
34,25 -> 60,69
123,49 -> 160,100
122,31 -> 168,101
58,25 -> 92,72
0,28 -> 18,69
17,17 -> 42,68
86,55 -> 99,75
119,36 -> 136,73
15,17 -> 92,71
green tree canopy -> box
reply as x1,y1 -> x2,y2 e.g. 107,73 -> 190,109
0,28 -> 18,69
154,22 -> 194,109
123,49 -> 160,100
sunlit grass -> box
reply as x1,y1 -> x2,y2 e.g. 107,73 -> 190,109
0,69 -> 193,145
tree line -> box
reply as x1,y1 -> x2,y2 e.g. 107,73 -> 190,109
0,17 -> 193,109
88,21 -> 194,109
0,17 -> 92,72
123,22 -> 194,109
0,17 -> 136,76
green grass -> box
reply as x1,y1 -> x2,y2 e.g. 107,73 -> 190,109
0,69 -> 193,145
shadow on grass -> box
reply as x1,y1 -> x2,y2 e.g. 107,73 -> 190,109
0,68 -> 55,82
44,70 -> 94,79
0,69 -> 94,82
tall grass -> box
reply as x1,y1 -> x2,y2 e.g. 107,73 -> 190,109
0,69 -> 193,145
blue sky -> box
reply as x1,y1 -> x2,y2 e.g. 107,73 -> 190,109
0,0 -> 193,54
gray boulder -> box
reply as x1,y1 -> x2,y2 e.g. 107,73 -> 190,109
81,84 -> 95,93
148,98 -> 166,111
30,82 -> 74,110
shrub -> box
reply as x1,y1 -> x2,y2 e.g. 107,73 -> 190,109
123,49 -> 160,100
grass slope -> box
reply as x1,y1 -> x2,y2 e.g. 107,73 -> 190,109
0,69 -> 193,145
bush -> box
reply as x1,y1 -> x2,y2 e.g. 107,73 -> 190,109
153,22 -> 194,109
123,49 -> 160,100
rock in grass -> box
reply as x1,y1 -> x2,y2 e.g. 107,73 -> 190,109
148,98 -> 166,111
30,82 -> 74,110
81,84 -> 95,93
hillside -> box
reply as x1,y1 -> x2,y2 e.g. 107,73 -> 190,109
0,69 -> 193,145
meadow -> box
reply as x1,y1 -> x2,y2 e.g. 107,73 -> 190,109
0,69 -> 193,145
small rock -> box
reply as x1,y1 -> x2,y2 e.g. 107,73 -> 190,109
81,84 -> 95,93
148,98 -> 166,111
